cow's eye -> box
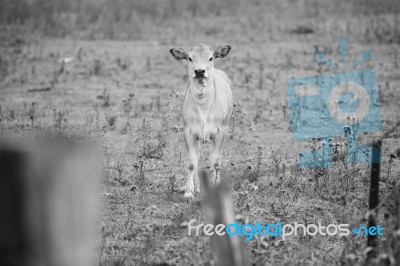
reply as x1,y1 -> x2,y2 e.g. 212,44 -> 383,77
209,57 -> 213,61
188,57 -> 192,62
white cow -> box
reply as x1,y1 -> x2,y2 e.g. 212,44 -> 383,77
170,43 -> 233,198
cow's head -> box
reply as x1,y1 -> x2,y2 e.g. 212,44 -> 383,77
170,44 -> 231,87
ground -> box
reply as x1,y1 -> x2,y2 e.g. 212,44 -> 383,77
0,9 -> 400,265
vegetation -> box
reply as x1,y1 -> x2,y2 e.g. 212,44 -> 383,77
0,0 -> 399,265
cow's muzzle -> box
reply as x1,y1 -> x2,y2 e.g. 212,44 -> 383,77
194,69 -> 206,78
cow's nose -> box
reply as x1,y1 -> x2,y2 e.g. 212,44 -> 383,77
194,69 -> 205,77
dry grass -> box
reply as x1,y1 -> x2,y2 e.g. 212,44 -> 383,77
1,0 -> 400,265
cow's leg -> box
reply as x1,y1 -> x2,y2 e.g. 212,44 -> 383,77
210,130 -> 224,184
184,129 -> 198,198
195,141 -> 201,193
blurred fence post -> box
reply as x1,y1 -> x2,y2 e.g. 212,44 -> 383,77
367,140 -> 382,257
0,139 -> 100,266
199,169 -> 245,266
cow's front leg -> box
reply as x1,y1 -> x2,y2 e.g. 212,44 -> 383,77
184,129 -> 198,198
210,130 -> 224,184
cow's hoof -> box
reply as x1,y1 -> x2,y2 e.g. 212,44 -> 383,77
184,191 -> 194,198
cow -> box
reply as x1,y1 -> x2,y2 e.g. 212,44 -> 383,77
170,43 -> 233,198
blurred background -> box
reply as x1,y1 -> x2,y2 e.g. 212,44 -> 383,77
0,0 -> 399,43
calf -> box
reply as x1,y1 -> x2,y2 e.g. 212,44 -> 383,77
170,44 -> 233,198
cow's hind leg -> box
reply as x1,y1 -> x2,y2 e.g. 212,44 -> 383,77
184,130 -> 198,198
210,131 -> 224,184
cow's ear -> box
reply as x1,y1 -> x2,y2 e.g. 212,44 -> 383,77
214,45 -> 231,59
170,48 -> 188,61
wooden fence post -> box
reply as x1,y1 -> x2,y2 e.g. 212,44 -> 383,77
199,169 -> 245,266
367,140 -> 382,257
0,139 -> 100,266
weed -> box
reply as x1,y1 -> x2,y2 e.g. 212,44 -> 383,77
98,88 -> 110,108
28,102 -> 36,127
105,115 -> 117,131
167,174 -> 177,194
133,156 -> 146,188
258,63 -> 263,90
115,161 -> 123,179
53,108 -> 68,131
121,93 -> 135,134
158,89 -> 180,149
230,102 -> 244,139
139,109 -> 164,159
270,149 -> 282,178
94,60 -> 102,75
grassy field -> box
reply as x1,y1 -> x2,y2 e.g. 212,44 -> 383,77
1,1 -> 400,265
